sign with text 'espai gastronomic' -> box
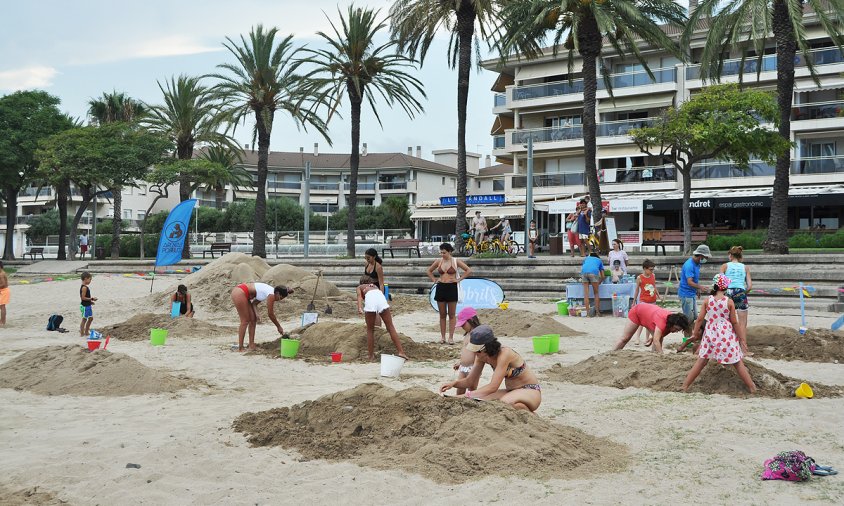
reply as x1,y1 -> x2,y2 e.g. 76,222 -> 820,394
429,278 -> 505,313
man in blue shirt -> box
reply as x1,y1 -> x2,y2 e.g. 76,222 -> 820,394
581,252 -> 605,317
678,244 -> 711,319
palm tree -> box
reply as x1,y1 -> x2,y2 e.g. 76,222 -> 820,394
200,145 -> 253,209
390,0 -> 498,252
208,25 -> 330,258
88,92 -> 146,259
305,5 -> 425,257
498,0 -> 686,226
144,74 -> 237,258
687,0 -> 844,253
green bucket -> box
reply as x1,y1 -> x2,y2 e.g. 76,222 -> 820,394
280,338 -> 300,358
556,301 -> 569,316
544,334 -> 560,353
532,336 -> 551,355
150,328 -> 168,346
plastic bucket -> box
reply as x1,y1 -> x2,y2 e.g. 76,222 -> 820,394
330,352 -> 342,363
280,338 -> 300,358
532,336 -> 551,355
380,354 -> 405,377
795,382 -> 814,399
170,301 -> 181,318
557,301 -> 569,316
150,328 -> 168,346
544,334 -> 560,353
86,340 -> 101,351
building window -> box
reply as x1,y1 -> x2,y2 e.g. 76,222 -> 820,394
493,179 -> 505,191
122,209 -> 132,219
477,181 -> 482,189
137,211 -> 146,221
123,187 -> 132,195
442,177 -> 445,185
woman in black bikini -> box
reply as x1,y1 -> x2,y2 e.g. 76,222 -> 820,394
170,284 -> 195,318
364,248 -> 385,326
426,243 -> 471,344
440,325 -> 542,412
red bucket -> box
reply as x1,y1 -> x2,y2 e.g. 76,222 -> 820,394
87,340 -> 101,351
330,352 -> 342,363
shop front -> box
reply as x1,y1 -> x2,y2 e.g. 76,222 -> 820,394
548,197 -> 644,248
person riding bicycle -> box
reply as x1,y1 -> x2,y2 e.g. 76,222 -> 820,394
490,218 -> 512,243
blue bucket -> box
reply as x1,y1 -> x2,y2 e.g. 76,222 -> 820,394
170,301 -> 181,318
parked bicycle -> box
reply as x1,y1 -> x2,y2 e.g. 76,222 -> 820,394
479,233 -> 520,256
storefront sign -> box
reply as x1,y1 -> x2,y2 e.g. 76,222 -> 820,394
716,197 -> 771,209
645,198 -> 712,211
549,198 -> 642,214
440,194 -> 505,206
429,278 -> 505,313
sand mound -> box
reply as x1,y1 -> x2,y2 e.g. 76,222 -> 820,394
0,486 -> 67,505
99,313 -> 236,341
476,308 -> 583,337
544,350 -> 842,399
0,345 -> 194,396
233,383 -> 627,483
257,322 -> 457,362
746,325 -> 843,363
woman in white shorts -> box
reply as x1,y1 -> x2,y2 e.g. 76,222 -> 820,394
357,276 -> 408,361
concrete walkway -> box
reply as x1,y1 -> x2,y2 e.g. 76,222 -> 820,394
15,260 -> 89,274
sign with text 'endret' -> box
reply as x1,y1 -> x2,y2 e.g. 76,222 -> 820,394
440,194 -> 505,206
429,278 -> 506,313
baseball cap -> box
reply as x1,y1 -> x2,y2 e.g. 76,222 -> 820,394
456,307 -> 477,327
465,325 -> 495,352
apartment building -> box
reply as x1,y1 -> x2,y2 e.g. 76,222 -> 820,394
473,11 -> 844,248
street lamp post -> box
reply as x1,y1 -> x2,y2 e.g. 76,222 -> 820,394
303,161 -> 311,258
525,137 -> 534,240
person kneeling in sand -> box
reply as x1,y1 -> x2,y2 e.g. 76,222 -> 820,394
230,282 -> 293,352
170,284 -> 195,318
614,303 -> 691,353
357,276 -> 407,362
451,307 -> 482,395
440,325 -> 541,412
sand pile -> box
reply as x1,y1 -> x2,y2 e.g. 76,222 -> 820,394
544,350 -> 842,399
475,308 -> 582,337
746,325 -> 843,363
258,322 -> 457,362
0,345 -> 194,396
99,313 -> 236,341
234,383 -> 627,483
0,486 -> 67,505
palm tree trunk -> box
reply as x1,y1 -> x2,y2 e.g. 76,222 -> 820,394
56,181 -> 69,260
3,187 -> 17,260
110,187 -> 122,259
253,109 -> 273,258
215,185 -> 225,210
680,166 -> 693,255
347,82 -> 363,258
454,3 -> 475,252
68,188 -> 95,261
178,141 -> 193,259
764,0 -> 797,254
579,15 -> 604,225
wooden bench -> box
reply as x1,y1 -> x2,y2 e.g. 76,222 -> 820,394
382,238 -> 421,258
641,231 -> 708,255
202,242 -> 232,259
26,247 -> 45,261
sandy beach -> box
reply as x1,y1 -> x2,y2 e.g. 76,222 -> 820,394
1,265 -> 843,505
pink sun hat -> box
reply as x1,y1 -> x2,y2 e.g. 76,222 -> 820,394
456,307 -> 478,327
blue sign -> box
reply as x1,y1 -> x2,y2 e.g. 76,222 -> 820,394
429,278 -> 506,313
440,194 -> 505,206
155,199 -> 197,267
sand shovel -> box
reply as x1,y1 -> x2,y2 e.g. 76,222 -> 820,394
102,335 -> 111,350
307,271 -> 323,311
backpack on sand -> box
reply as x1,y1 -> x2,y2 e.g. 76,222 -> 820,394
762,450 -> 816,481
46,314 -> 64,331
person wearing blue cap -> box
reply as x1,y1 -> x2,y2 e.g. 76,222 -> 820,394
440,325 -> 542,412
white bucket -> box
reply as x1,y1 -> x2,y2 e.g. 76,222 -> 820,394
380,354 -> 406,378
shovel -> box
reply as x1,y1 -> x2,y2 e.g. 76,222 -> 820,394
307,271 -> 322,311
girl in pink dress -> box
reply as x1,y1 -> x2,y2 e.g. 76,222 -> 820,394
682,274 -> 756,393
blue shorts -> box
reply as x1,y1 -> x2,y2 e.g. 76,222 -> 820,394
680,296 -> 698,320
727,288 -> 749,311
80,305 -> 93,319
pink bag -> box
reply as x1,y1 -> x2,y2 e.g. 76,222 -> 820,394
761,450 -> 816,481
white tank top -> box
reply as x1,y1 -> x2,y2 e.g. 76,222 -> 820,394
253,282 -> 274,302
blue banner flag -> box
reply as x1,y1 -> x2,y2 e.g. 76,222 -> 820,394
155,199 -> 196,267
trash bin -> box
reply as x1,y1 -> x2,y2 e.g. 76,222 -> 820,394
549,235 -> 563,255
95,246 -> 106,260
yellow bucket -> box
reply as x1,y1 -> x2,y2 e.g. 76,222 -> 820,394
795,382 -> 814,399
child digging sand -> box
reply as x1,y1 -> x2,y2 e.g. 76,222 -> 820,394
356,276 -> 407,362
682,273 -> 756,394
0,262 -> 8,326
79,272 -> 97,337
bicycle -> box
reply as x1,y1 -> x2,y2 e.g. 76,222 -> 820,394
458,233 -> 477,256
480,234 -> 520,256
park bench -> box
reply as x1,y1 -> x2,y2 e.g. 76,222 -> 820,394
202,242 -> 232,259
642,231 -> 708,255
382,238 -> 421,258
26,247 -> 45,261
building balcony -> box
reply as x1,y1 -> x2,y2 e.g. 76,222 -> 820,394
596,118 -> 657,138
600,165 -> 677,184
792,100 -> 844,129
344,182 -> 376,192
379,181 -> 408,191
509,67 -> 676,106
512,172 -> 585,189
18,187 -> 52,198
309,182 -> 340,191
686,46 -> 844,82
510,125 -> 583,148
493,135 -> 506,150
268,181 -> 301,192
791,156 -> 844,176
692,160 -> 776,180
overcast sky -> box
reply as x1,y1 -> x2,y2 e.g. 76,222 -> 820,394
0,0 -> 500,160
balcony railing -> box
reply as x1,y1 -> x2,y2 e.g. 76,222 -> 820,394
791,155 -> 844,175
344,182 -> 376,191
793,100 -> 844,120
686,46 -> 844,80
512,173 -> 585,188
19,187 -> 52,198
310,204 -> 339,213
691,160 -> 776,179
600,165 -> 677,184
512,79 -> 585,101
493,135 -> 505,149
598,67 -> 676,90
309,182 -> 339,191
511,125 -> 583,145
494,93 -> 506,107
268,181 -> 301,191
597,118 -> 657,137
379,181 -> 407,190
198,199 -> 228,208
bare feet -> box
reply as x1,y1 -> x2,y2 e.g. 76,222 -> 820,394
398,353 -> 409,360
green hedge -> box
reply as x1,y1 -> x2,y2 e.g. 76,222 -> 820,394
705,229 -> 844,250
94,234 -> 160,258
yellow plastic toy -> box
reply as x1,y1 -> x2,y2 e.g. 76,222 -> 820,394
795,382 -> 814,399
498,302 -> 509,310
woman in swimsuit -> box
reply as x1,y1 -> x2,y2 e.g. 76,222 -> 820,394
364,248 -> 385,326
356,276 -> 408,361
170,284 -> 195,318
426,243 -> 472,344
230,282 -> 293,352
440,325 -> 542,412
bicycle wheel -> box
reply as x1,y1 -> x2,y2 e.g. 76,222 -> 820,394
491,240 -> 502,254
479,240 -> 491,253
507,240 -> 520,256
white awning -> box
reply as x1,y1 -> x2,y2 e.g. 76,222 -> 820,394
410,208 -> 460,221
516,61 -> 566,82
412,205 -> 536,221
598,94 -> 675,112
795,77 -> 844,91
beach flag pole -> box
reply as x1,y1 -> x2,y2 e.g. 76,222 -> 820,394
799,282 -> 806,328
